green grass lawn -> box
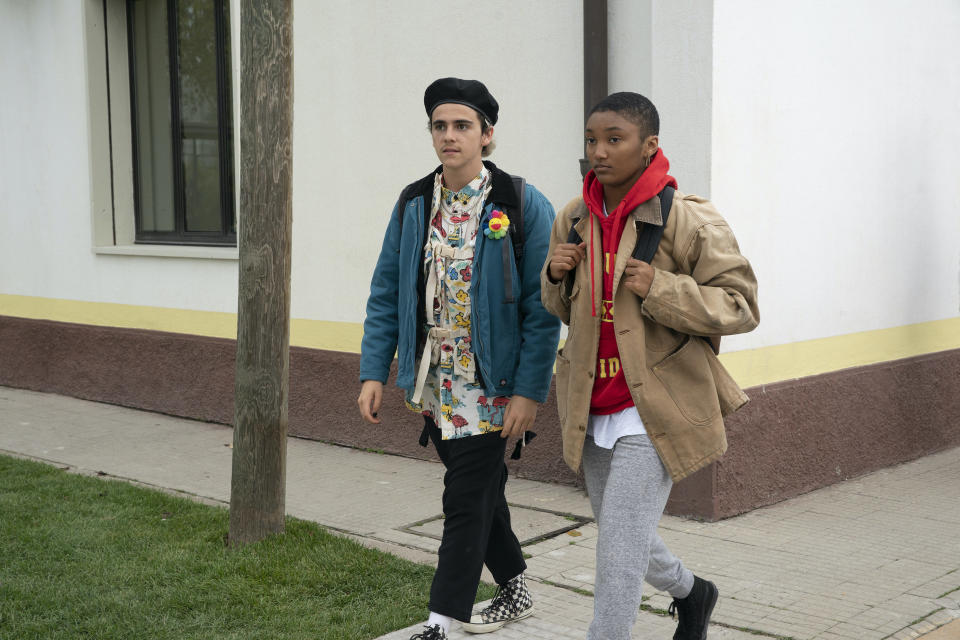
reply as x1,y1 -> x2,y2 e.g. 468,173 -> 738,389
0,455 -> 494,640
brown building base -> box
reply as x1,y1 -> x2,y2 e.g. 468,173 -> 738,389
2,314 -> 958,520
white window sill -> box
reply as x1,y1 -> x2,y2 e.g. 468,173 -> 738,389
94,245 -> 239,260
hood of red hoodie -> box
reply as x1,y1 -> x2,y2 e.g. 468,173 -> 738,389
579,149 -> 678,315
582,149 -> 677,223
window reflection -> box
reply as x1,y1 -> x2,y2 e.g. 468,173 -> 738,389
129,0 -> 234,243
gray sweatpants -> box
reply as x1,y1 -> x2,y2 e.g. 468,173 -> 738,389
583,434 -> 695,640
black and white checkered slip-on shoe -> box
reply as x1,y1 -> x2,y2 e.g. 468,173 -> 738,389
409,623 -> 447,640
461,573 -> 534,634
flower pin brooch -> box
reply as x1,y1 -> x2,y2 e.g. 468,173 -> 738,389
484,210 -> 511,239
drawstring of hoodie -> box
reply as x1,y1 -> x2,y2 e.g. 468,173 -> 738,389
589,217 -> 596,316
586,199 -> 629,317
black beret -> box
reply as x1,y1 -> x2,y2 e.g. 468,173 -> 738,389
424,77 -> 499,125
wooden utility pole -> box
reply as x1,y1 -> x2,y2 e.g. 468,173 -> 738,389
229,0 -> 293,546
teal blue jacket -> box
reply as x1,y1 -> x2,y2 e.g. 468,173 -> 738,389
360,162 -> 561,403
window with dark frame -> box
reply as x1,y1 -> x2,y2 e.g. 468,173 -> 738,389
127,0 -> 235,246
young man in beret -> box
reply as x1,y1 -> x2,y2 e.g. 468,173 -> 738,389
541,92 -> 759,639
358,78 -> 560,639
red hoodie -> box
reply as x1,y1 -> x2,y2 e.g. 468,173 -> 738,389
582,149 -> 677,414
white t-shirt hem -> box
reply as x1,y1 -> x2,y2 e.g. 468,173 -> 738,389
587,404 -> 646,449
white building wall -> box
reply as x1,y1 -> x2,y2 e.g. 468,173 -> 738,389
291,0 -> 583,323
650,0 -> 714,199
2,0 -> 957,355
0,0 -> 584,324
0,0 -> 239,313
607,0 -> 713,198
0,2 -> 96,297
712,0 -> 960,352
608,0 -> 652,96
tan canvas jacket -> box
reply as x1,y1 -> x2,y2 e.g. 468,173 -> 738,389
540,190 -> 760,481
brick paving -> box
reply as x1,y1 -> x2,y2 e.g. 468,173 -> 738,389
1,385 -> 958,639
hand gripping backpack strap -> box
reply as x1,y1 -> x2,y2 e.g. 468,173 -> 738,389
561,187 -> 674,299
563,218 -> 582,299
562,202 -> 587,298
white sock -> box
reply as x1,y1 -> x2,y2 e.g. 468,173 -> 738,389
427,612 -> 452,633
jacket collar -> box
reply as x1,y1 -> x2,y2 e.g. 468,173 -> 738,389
630,196 -> 663,225
568,195 -> 662,227
482,160 -> 519,210
411,161 -> 517,211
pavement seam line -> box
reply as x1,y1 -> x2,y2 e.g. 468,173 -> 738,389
881,607 -> 950,640
538,578 -> 793,640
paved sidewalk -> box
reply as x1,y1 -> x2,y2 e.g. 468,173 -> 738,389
918,619 -> 960,640
1,386 -> 958,640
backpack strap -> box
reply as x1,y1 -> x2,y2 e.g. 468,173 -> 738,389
566,219 -> 583,246
563,205 -> 585,298
394,170 -> 438,241
394,183 -> 418,234
396,183 -> 419,219
631,185 -> 674,264
510,175 -> 526,264
500,175 -> 526,304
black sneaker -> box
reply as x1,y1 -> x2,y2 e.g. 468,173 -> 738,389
461,573 -> 534,634
409,624 -> 447,640
668,575 -> 719,640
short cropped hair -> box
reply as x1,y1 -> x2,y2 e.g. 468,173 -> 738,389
588,92 -> 659,140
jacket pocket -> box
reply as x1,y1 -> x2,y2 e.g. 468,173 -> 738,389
705,346 -> 749,416
652,336 -> 721,425
555,351 -> 570,426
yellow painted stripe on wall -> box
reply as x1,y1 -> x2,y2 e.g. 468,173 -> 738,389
2,294 -> 958,387
0,294 -> 238,340
289,318 -> 365,354
719,317 -> 960,388
0,294 -> 360,352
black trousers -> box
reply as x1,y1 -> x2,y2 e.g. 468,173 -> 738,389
426,417 -> 527,622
